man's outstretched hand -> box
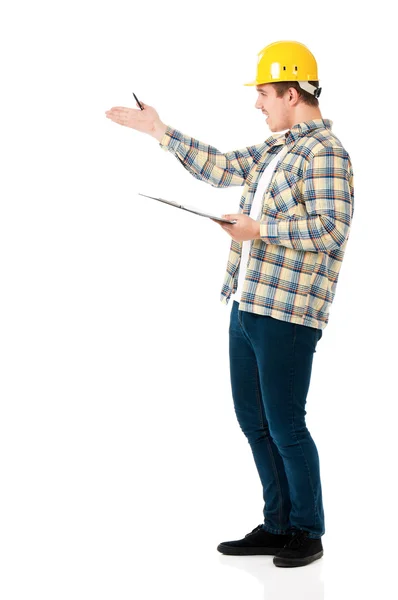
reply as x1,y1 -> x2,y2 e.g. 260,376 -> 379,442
105,101 -> 167,140
210,214 -> 260,242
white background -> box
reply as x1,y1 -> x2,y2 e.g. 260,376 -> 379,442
0,1 -> 396,598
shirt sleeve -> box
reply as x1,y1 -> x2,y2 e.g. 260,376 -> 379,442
259,147 -> 354,253
158,125 -> 265,188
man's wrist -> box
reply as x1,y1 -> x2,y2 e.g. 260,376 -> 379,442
254,221 -> 261,239
150,122 -> 168,142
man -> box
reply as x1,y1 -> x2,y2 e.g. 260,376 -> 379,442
105,40 -> 354,568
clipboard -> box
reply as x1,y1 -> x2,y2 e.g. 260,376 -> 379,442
138,193 -> 237,224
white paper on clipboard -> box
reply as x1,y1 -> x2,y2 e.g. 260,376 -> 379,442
138,193 -> 237,224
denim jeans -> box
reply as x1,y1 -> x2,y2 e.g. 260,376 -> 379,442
228,300 -> 325,539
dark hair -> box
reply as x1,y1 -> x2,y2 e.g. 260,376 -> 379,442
271,80 -> 320,107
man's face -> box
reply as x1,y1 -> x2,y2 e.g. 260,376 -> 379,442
255,83 -> 290,132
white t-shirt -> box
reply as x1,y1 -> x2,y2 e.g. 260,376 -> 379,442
234,145 -> 289,303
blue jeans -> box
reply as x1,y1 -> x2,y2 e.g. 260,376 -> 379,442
228,300 -> 325,539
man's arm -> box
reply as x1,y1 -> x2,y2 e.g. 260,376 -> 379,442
105,104 -> 267,188
257,147 -> 354,252
152,123 -> 268,189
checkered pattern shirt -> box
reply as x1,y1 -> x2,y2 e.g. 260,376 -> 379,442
159,118 -> 354,330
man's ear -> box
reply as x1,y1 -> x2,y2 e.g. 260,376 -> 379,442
288,87 -> 300,104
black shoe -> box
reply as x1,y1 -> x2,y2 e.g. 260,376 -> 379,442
217,524 -> 293,556
273,529 -> 324,567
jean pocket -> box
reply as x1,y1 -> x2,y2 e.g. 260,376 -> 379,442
313,327 -> 322,352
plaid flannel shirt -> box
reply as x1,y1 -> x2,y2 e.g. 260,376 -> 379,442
159,118 -> 354,330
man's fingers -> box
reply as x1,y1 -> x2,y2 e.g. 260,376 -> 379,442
105,107 -> 146,128
106,107 -> 131,115
108,106 -> 141,113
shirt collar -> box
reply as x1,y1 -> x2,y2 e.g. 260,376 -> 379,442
283,118 -> 333,144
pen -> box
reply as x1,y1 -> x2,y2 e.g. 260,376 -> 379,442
133,92 -> 144,110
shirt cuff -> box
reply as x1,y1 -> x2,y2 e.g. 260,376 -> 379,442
159,125 -> 184,152
259,219 -> 281,245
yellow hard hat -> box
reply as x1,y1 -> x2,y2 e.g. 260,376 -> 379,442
244,40 -> 322,98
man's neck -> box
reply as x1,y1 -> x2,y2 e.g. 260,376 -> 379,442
288,111 -> 323,129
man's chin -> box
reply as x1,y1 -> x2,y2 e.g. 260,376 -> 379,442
266,119 -> 275,131
268,123 -> 282,133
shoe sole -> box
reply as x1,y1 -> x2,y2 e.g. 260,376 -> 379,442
217,544 -> 285,556
273,549 -> 324,567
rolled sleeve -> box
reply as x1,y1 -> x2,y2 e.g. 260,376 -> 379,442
158,126 -> 273,188
159,125 -> 183,152
259,218 -> 280,244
